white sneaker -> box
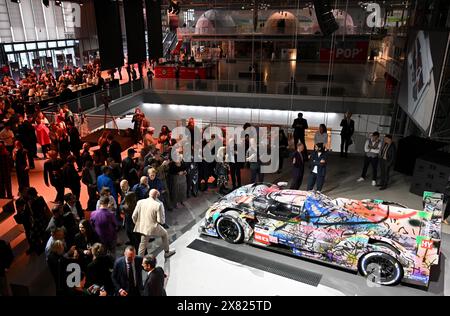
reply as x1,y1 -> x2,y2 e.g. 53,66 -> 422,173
357,177 -> 365,182
372,180 -> 377,186
164,250 -> 176,258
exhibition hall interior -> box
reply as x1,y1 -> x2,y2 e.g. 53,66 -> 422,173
0,0 -> 450,298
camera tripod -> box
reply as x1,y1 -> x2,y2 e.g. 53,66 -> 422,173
102,94 -> 119,131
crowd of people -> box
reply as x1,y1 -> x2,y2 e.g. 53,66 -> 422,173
0,62 -> 107,113
289,111 -> 398,192
0,101 -> 448,296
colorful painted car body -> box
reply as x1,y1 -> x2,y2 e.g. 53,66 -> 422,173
199,183 -> 444,287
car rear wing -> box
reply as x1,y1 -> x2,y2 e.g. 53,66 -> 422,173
415,192 -> 444,266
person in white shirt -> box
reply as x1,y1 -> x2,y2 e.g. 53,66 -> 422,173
357,132 -> 381,186
314,124 -> 328,148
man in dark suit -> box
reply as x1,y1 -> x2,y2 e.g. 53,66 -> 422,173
122,149 -> 139,188
107,134 -> 123,164
142,255 -> 166,296
378,135 -> 396,191
112,246 -> 143,296
340,111 -> 355,158
43,150 -> 65,203
62,193 -> 84,223
292,113 -> 308,151
67,122 -> 82,171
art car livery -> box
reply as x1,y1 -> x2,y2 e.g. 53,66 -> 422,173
199,183 -> 444,287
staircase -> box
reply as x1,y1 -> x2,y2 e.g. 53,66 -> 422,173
0,199 -> 54,296
163,31 -> 178,59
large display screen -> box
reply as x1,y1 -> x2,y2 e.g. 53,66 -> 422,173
398,31 -> 448,133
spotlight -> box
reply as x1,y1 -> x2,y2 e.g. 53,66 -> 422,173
11,0 -> 20,3
55,0 -> 62,6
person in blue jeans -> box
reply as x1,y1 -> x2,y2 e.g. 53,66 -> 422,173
307,143 -> 327,192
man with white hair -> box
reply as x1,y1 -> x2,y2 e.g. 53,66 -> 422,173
132,189 -> 175,258
132,176 -> 150,201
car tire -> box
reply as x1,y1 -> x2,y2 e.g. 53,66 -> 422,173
216,215 -> 244,244
358,251 -> 404,286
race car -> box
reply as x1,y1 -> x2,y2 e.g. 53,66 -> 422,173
199,183 -> 444,287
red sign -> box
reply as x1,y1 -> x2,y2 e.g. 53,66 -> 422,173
320,41 -> 369,63
421,239 -> 433,250
254,232 -> 270,245
154,66 -> 210,79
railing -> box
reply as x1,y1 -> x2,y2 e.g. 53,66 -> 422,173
41,78 -> 145,114
149,78 -> 391,99
59,113 -> 389,155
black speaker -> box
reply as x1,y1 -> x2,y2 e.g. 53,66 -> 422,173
123,0 -> 147,64
394,136 -> 447,175
146,0 -> 163,60
410,151 -> 450,196
313,0 -> 339,36
94,0 -> 124,70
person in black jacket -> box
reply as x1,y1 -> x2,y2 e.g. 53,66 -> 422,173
67,122 -> 82,171
62,155 -> 81,200
81,160 -> 98,212
121,148 -> 139,188
47,240 -> 76,296
340,111 -> 355,158
106,134 -> 122,164
44,150 -> 65,203
23,187 -> 51,255
142,255 -> 166,296
0,239 -> 14,296
63,193 -> 84,223
307,143 -> 328,192
378,135 -> 396,191
0,142 -> 13,199
16,116 -> 37,169
74,219 -> 99,269
86,243 -> 114,295
112,246 -> 143,296
290,143 -> 306,190
80,143 -> 93,169
12,140 -> 30,195
292,113 -> 308,151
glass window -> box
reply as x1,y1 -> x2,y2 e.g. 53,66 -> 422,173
48,41 -> 57,48
67,40 -> 74,46
26,43 -> 37,50
7,54 -> 16,63
4,45 -> 13,53
57,40 -> 66,47
14,44 -> 26,51
37,42 -> 47,49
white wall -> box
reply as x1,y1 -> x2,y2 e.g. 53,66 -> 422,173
105,103 -> 391,154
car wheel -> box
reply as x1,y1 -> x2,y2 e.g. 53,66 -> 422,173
359,251 -> 403,286
216,215 -> 244,244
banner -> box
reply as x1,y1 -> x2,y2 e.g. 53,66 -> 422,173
320,41 -> 369,63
